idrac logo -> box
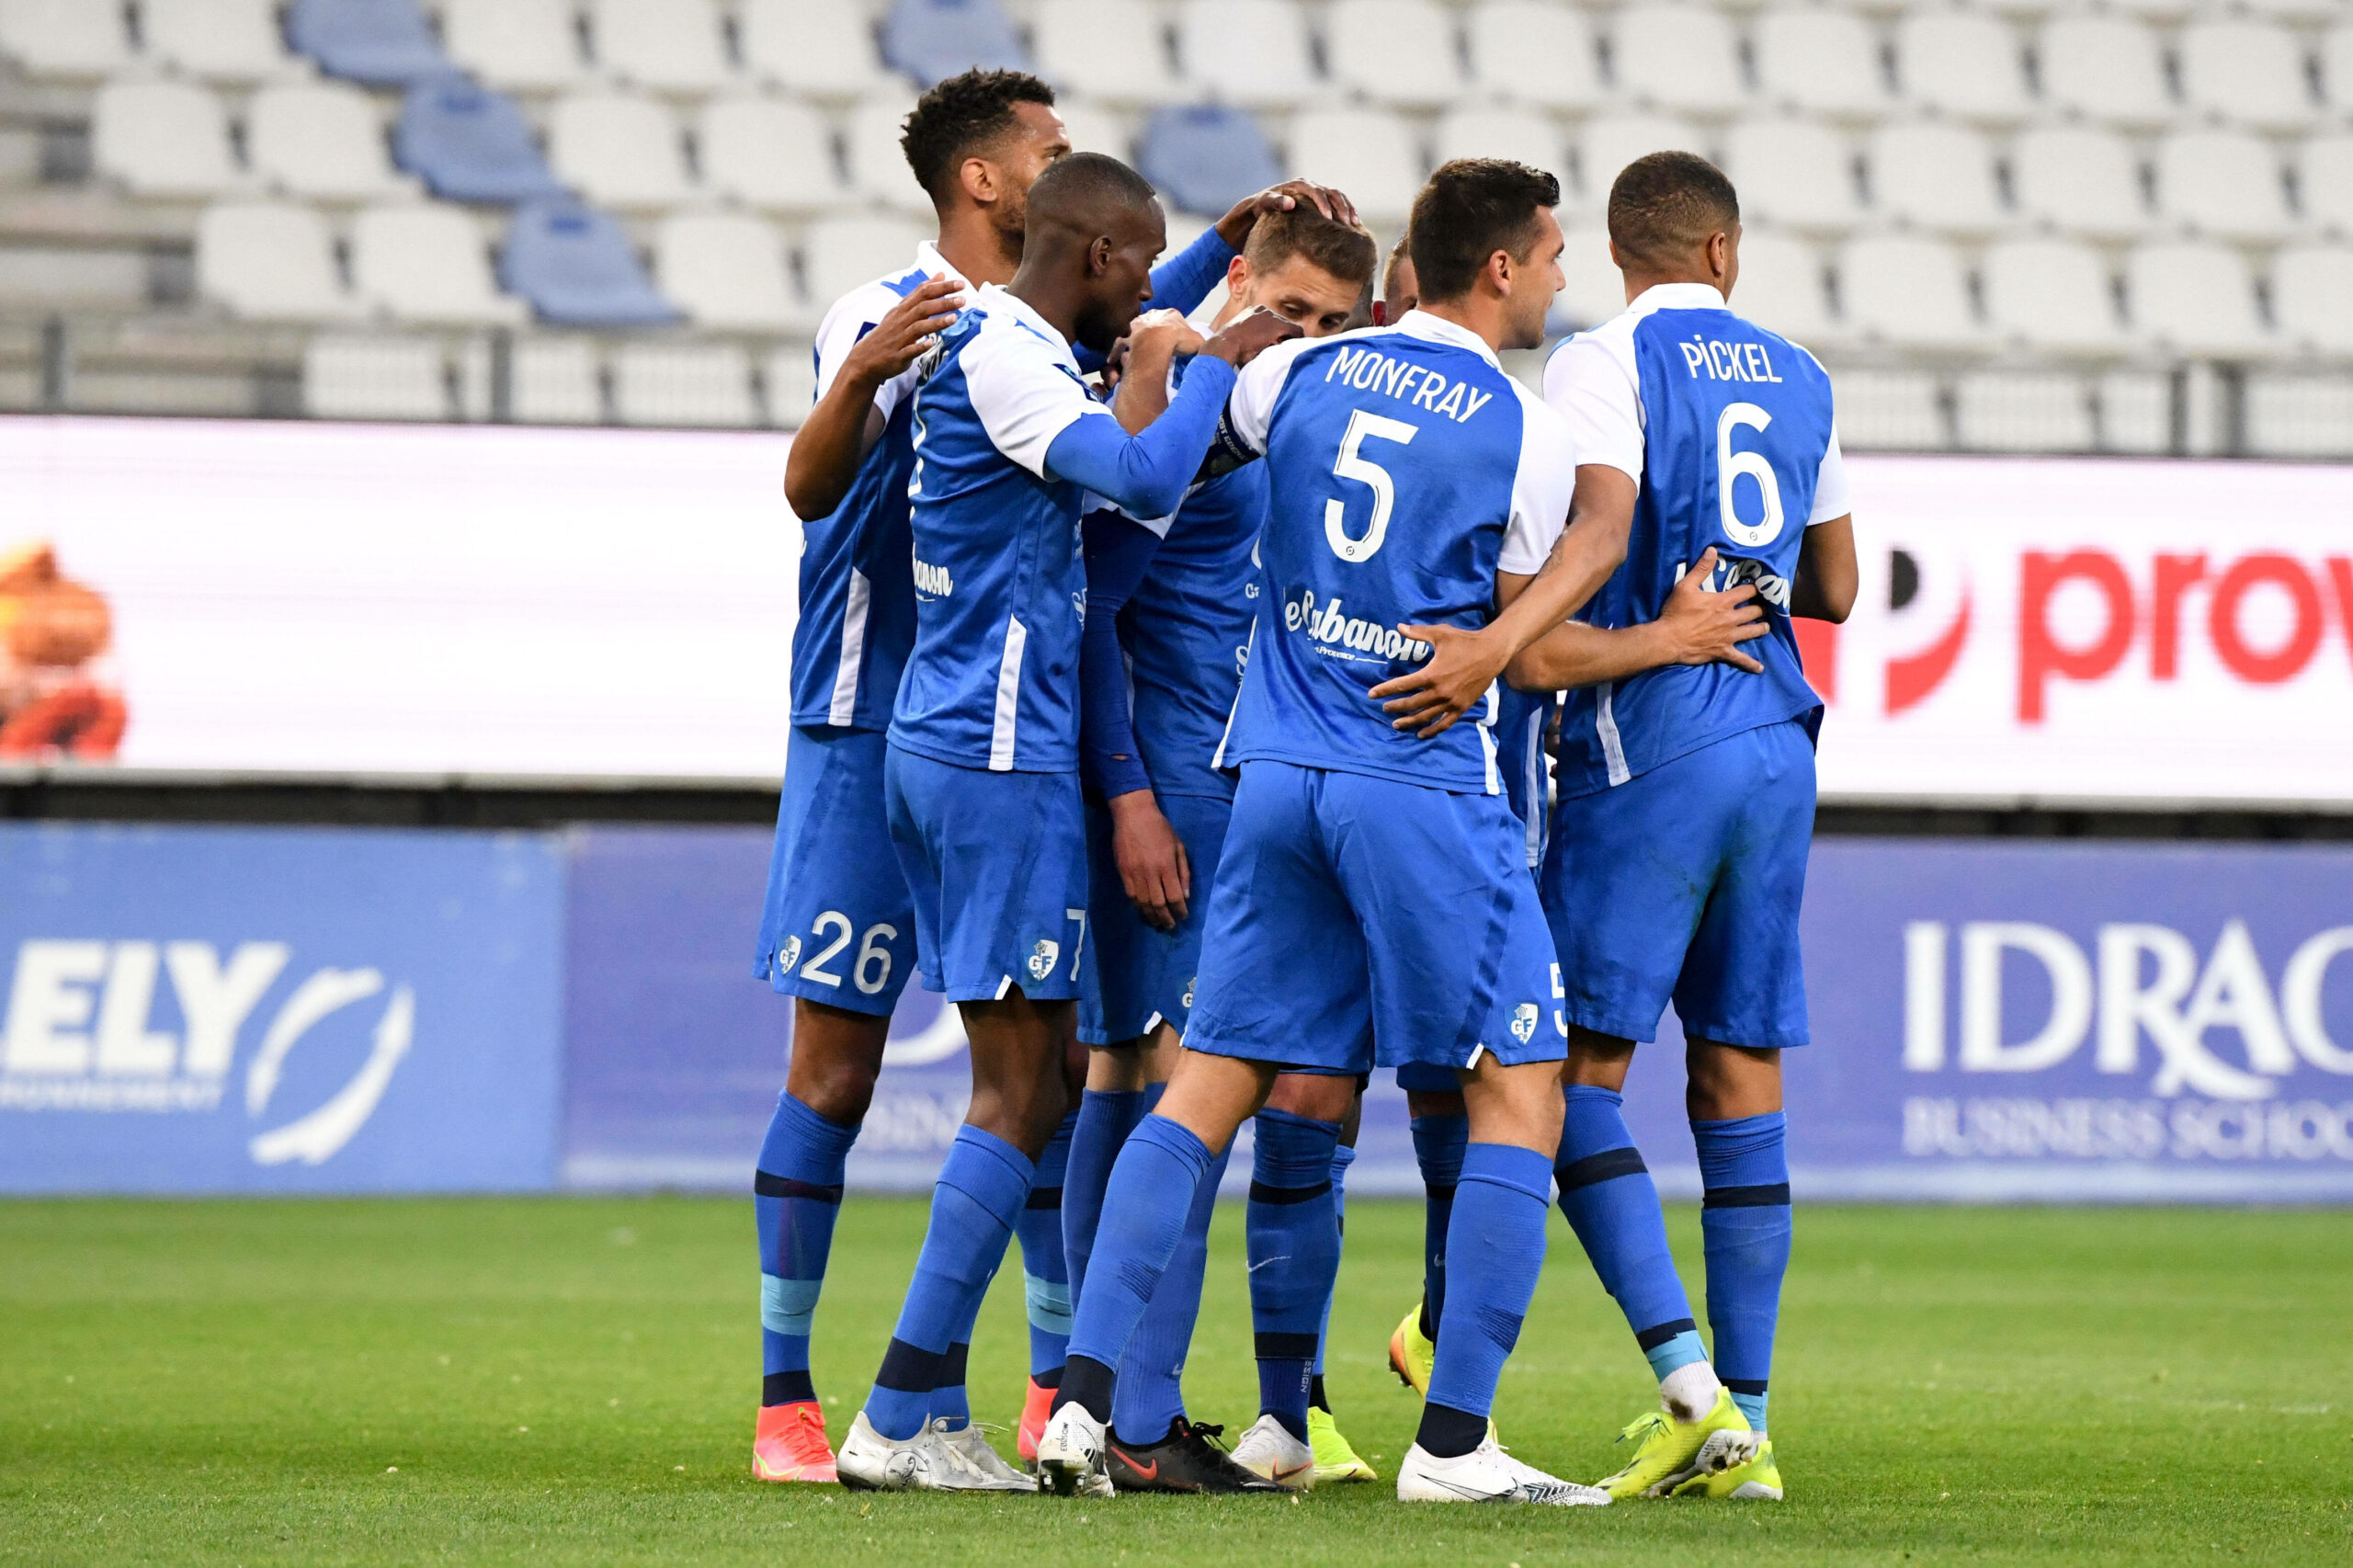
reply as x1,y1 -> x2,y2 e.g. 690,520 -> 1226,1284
0,940 -> 415,1166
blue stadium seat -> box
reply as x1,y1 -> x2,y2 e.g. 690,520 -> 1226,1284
1138,104 -> 1279,217
500,199 -> 680,327
882,0 -> 1029,87
286,0 -> 448,85
396,76 -> 569,203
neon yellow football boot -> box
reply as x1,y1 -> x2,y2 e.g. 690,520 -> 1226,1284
1667,1437 -> 1783,1501
1307,1406 -> 1377,1483
1387,1304 -> 1434,1394
1593,1387 -> 1760,1500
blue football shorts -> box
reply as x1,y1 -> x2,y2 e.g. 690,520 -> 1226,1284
1080,790 -> 1232,1047
754,724 -> 917,1017
1184,761 -> 1566,1077
884,744 -> 1092,1005
1542,718 -> 1816,1051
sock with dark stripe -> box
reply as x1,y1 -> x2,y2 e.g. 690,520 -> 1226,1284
1062,1085 -> 1156,1310
1695,1111 -> 1791,1435
1110,1141 -> 1230,1445
1056,1114 -> 1216,1424
1246,1107 -> 1341,1442
1555,1085 -> 1709,1394
862,1124 -> 1033,1440
1017,1110 -> 1079,1380
1417,1142 -> 1552,1458
755,1092 -> 858,1409
1308,1141 -> 1356,1396
1409,1111 -> 1468,1339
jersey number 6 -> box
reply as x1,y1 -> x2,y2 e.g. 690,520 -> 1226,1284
1325,409 -> 1418,562
1716,402 -> 1785,550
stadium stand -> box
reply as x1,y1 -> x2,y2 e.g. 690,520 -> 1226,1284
0,0 -> 2341,454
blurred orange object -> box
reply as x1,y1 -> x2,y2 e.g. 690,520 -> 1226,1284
0,540 -> 128,759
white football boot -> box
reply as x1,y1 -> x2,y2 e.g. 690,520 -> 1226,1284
835,1410 -> 950,1491
1397,1431 -> 1613,1506
931,1421 -> 1038,1492
1229,1415 -> 1317,1491
1034,1401 -> 1116,1497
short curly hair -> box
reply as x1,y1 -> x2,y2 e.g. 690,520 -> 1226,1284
900,68 -> 1058,205
1407,159 -> 1561,302
1608,152 -> 1739,273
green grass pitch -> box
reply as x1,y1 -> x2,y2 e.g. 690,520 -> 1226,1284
3,1197 -> 2349,1566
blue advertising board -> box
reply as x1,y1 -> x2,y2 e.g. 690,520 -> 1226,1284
0,822 -> 564,1193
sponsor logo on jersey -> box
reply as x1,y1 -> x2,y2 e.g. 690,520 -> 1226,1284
1282,589 -> 1434,665
1027,939 -> 1061,982
912,555 -> 954,597
1510,1003 -> 1539,1044
1321,346 -> 1495,425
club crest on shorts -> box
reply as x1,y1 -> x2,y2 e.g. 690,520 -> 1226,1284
778,936 -> 801,972
1181,975 -> 1196,1008
1028,938 -> 1061,981
1510,1002 -> 1539,1043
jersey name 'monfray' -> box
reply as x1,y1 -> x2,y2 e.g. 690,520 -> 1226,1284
1321,344 -> 1498,424
1284,588 -> 1433,665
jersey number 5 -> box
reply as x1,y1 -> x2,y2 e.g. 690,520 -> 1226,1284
1325,409 -> 1417,562
1716,403 -> 1785,549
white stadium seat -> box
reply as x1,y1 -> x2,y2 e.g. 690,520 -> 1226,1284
802,213 -> 928,309
1326,0 -> 1463,110
249,83 -> 418,203
2240,0 -> 2344,19
847,92 -> 935,216
198,201 -> 361,321
2013,128 -> 2152,242
1034,0 -> 1181,105
2040,17 -> 2175,129
0,0 -> 131,78
1609,6 -> 1745,117
1753,7 -> 1889,122
513,337 -> 605,423
613,342 -> 757,427
592,0 -> 736,95
304,335 -> 450,421
1870,124 -> 2003,238
549,92 -> 694,210
2156,131 -> 2294,244
1725,119 -> 1862,233
740,0 -> 889,99
2178,19 -> 2317,134
654,211 -> 804,331
2270,245 -> 2353,356
1286,109 -> 1422,227
1465,2 -> 1602,114
2128,242 -> 2273,358
439,0 -> 591,95
2302,135 -> 2353,238
1956,371 -> 2095,454
145,0 -> 301,84
766,343 -> 820,430
1552,221 -> 1624,331
94,80 -> 243,199
2328,27 -> 2353,119
352,204 -> 529,325
1829,369 -> 1947,452
1838,234 -> 1983,352
1982,239 -> 2126,356
1574,114 -> 1709,212
1732,230 -> 1837,347
699,97 -> 843,215
1895,12 -> 2031,125
1054,101 -> 1131,160
1176,0 -> 1319,110
1434,107 -> 1566,186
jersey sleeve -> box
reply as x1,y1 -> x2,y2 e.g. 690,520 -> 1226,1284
1500,393 -> 1578,575
1806,426 -> 1850,525
1542,331 -> 1643,482
1216,335 -> 1315,459
961,322 -> 1118,481
813,285 -> 923,425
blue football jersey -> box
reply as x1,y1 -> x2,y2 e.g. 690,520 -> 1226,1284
1496,685 -> 1555,869
1120,460 -> 1267,803
1543,282 -> 1847,797
788,244 -> 966,730
891,285 -> 1125,774
1211,312 -> 1576,795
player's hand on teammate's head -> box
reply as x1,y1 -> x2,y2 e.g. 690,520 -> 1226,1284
1370,622 -> 1511,739
1662,547 -> 1768,674
842,276 -> 965,383
1201,307 -> 1302,368
1107,789 -> 1191,932
1214,179 -> 1361,248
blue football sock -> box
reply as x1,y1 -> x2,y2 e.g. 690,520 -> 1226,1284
863,1124 -> 1033,1440
755,1092 -> 858,1408
1409,1111 -> 1468,1338
1111,1141 -> 1230,1445
1555,1085 -> 1703,1381
1311,1142 -> 1356,1383
1246,1107 -> 1341,1442
1695,1111 -> 1791,1435
1017,1110 -> 1079,1379
1057,1114 -> 1215,1424
1420,1142 -> 1552,1451
1063,1084 -> 1156,1310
